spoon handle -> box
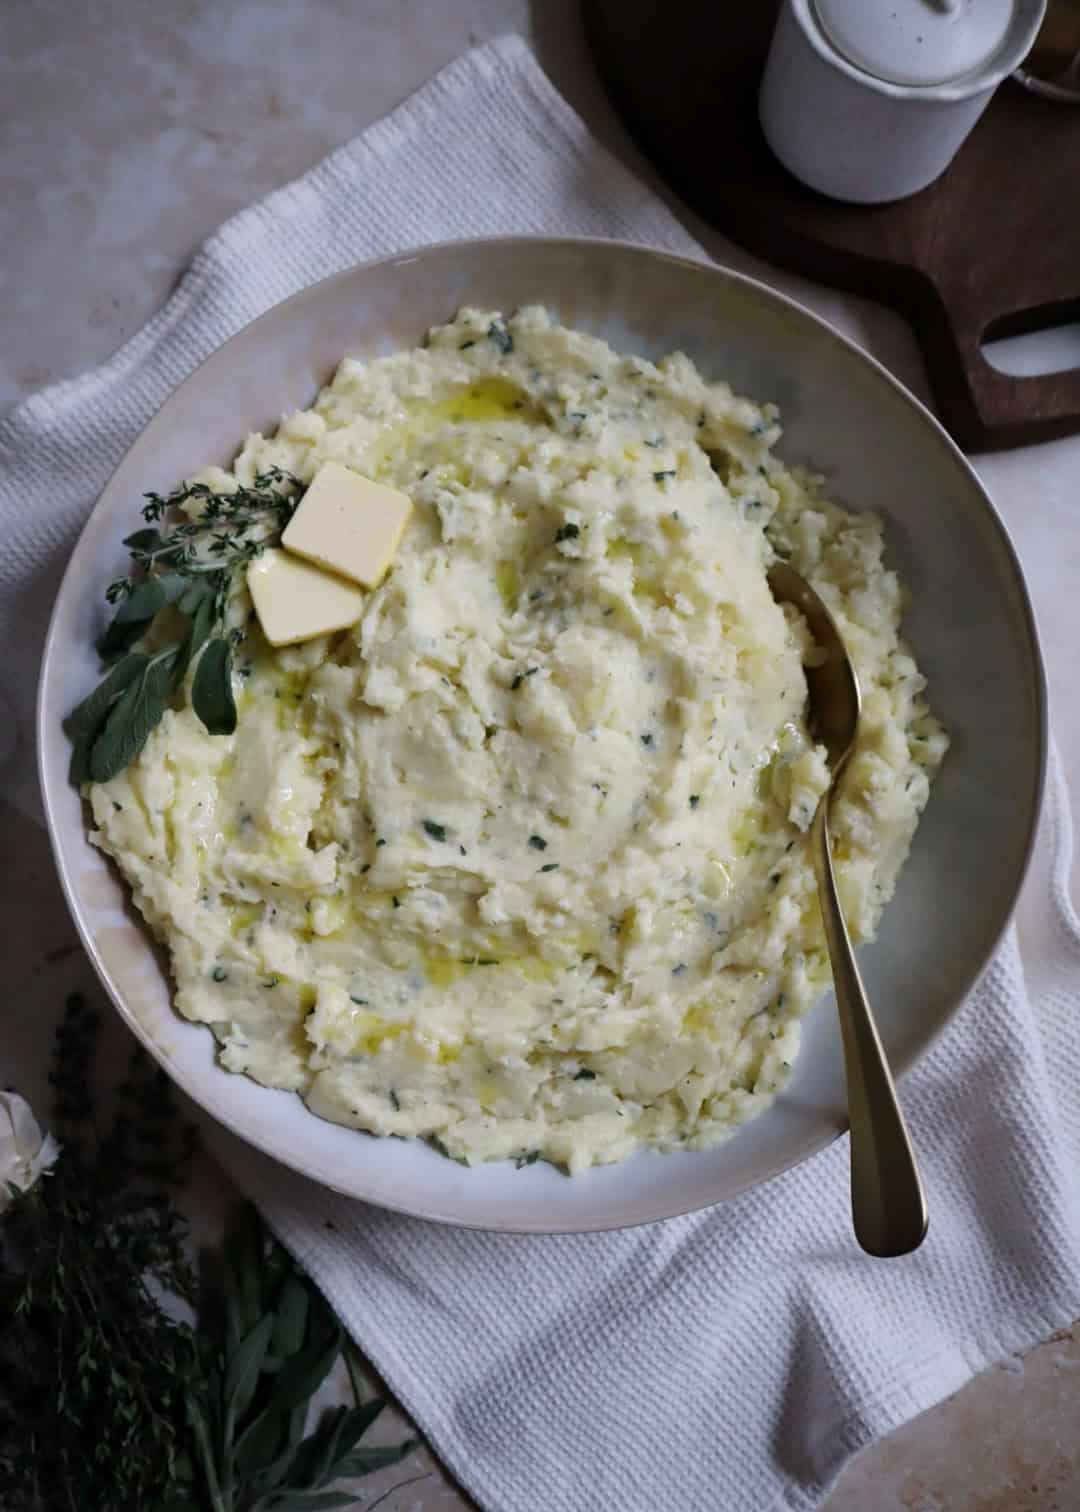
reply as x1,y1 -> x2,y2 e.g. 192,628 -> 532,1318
811,799 -> 929,1258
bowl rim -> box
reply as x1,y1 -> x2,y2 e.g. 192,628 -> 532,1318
36,233 -> 1048,1232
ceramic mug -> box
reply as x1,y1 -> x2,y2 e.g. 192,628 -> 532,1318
1014,0 -> 1080,100
759,0 -> 1048,204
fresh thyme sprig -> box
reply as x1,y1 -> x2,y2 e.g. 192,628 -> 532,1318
65,467 -> 305,786
0,995 -> 418,1512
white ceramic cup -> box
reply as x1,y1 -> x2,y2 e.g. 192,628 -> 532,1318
759,0 -> 1047,204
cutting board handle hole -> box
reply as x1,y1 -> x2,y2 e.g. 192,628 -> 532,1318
981,299 -> 1080,379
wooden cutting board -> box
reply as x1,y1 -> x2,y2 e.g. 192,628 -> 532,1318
586,0 -> 1080,452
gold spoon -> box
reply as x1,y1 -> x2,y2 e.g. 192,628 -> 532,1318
768,562 -> 928,1258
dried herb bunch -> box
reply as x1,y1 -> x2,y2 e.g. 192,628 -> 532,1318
0,995 -> 416,1511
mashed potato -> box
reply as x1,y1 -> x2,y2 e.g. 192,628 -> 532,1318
87,307 -> 947,1173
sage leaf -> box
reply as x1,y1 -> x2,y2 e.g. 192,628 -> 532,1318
98,611 -> 157,661
98,573 -> 185,660
335,1440 -> 419,1476
259,1237 -> 292,1312
178,577 -> 216,617
271,1325 -> 343,1415
88,653 -> 175,783
298,1400 -> 388,1491
115,571 -> 186,626
192,638 -> 237,736
235,1398 -> 291,1482
184,1392 -> 226,1511
172,590 -> 217,688
227,1202 -> 266,1341
122,526 -> 165,552
188,587 -> 217,658
289,1404 -> 349,1490
113,576 -> 165,624
224,1264 -> 245,1359
246,1439 -> 303,1499
288,1402 -> 308,1449
65,652 -> 149,783
270,1275 -> 310,1362
224,1311 -> 276,1430
203,1362 -> 224,1446
107,581 -> 161,632
64,652 -> 149,743
343,1343 -> 367,1407
329,1399 -> 385,1462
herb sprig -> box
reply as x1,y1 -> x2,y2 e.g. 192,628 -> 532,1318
65,468 -> 305,785
0,994 -> 418,1511
186,1207 -> 418,1512
1,995 -> 199,1510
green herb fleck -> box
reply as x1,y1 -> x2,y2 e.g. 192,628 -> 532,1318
211,966 -> 228,983
539,863 -> 559,873
487,319 -> 514,355
653,470 -> 676,484
689,794 -> 700,809
515,1150 -> 540,1169
511,667 -> 539,690
422,819 -> 448,843
528,834 -> 547,851
573,1069 -> 597,1081
392,895 -> 401,909
555,523 -> 580,543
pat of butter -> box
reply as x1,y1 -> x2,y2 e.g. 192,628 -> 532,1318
247,548 -> 365,647
281,461 -> 412,588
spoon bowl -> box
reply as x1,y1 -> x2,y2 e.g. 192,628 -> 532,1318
767,561 -> 861,769
769,561 -> 929,1258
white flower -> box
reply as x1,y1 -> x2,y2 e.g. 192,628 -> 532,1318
0,1090 -> 61,1214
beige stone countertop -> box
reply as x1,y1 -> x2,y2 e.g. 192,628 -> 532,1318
3,3 -> 1078,1508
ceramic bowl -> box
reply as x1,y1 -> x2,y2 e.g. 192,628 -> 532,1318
38,238 -> 1045,1232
